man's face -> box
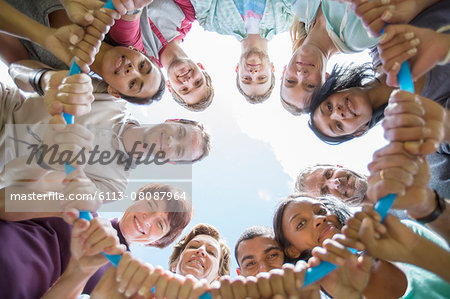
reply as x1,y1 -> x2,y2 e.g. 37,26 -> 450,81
301,166 -> 368,205
238,48 -> 273,96
167,58 -> 208,105
236,236 -> 284,277
102,46 -> 162,98
142,122 -> 204,162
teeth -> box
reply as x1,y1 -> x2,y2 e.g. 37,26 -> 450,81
190,260 -> 202,267
178,70 -> 189,77
135,217 -> 144,234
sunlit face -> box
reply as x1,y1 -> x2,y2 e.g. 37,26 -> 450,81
140,122 -> 204,162
102,46 -> 162,98
237,236 -> 284,277
281,45 -> 325,111
119,200 -> 170,245
282,198 -> 342,257
167,58 -> 207,105
302,166 -> 368,205
238,48 -> 273,96
312,88 -> 373,137
175,235 -> 221,283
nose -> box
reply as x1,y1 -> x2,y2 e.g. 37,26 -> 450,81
125,63 -> 135,74
259,263 -> 272,273
327,178 -> 341,190
195,245 -> 207,257
249,67 -> 259,74
167,135 -> 180,147
330,104 -> 348,120
313,214 -> 327,228
296,68 -> 309,78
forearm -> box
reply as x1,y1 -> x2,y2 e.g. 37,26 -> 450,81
408,188 -> 450,242
407,233 -> 450,282
426,199 -> 450,243
444,109 -> 450,143
8,60 -> 54,92
41,258 -> 94,299
0,1 -> 52,46
363,260 -> 407,299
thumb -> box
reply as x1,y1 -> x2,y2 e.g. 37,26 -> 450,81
49,114 -> 67,125
69,8 -> 95,27
58,24 -> 85,46
72,218 -> 90,238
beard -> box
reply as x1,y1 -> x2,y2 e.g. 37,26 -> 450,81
345,174 -> 368,206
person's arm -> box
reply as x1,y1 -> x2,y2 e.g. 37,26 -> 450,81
0,0 -> 86,66
367,142 -> 449,242
41,258 -> 95,299
351,0 -> 441,37
378,25 -> 450,87
343,208 -> 450,282
382,90 -> 445,156
9,61 -> 94,117
42,218 -> 127,299
308,235 -> 371,299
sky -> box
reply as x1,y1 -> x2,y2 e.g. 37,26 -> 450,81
0,22 -> 387,276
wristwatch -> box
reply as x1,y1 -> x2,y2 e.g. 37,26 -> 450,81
416,190 -> 446,224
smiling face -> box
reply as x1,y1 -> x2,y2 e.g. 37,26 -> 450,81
281,198 -> 342,258
237,236 -> 284,277
312,88 -> 373,137
167,58 -> 208,105
140,122 -> 204,162
119,200 -> 170,245
175,235 -> 221,283
281,45 -> 326,112
237,48 -> 273,96
302,166 -> 368,205
101,46 -> 162,98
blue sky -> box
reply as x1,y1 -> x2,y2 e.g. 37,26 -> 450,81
0,22 -> 387,275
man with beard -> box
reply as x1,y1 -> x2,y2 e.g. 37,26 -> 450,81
191,0 -> 293,103
296,164 -> 369,206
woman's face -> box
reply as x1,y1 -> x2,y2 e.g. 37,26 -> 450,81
175,234 -> 221,283
119,199 -> 170,245
312,88 -> 373,137
101,46 -> 162,98
281,45 -> 325,111
281,198 -> 342,258
167,58 -> 208,105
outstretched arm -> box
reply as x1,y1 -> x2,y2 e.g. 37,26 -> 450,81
343,206 -> 450,282
42,218 -> 126,299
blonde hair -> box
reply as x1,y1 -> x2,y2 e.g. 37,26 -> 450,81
290,17 -> 308,53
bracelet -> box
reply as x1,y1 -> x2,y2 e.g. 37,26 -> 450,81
125,8 -> 142,15
29,68 -> 52,96
415,190 -> 446,224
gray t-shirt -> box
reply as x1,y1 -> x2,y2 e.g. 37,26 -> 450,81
5,0 -> 67,69
410,1 -> 450,198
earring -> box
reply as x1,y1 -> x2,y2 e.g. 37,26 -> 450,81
166,80 -> 171,92
197,62 -> 205,70
235,64 -> 239,73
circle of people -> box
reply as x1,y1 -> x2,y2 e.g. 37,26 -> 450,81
0,0 -> 449,298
